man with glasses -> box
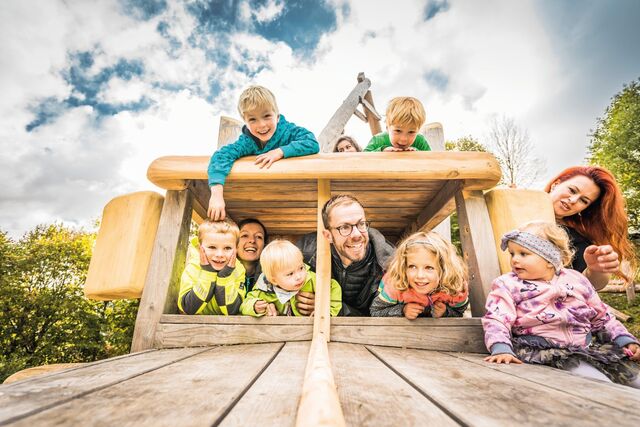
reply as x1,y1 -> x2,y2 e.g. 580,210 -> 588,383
296,195 -> 395,316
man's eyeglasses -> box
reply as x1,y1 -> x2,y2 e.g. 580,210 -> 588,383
330,221 -> 370,237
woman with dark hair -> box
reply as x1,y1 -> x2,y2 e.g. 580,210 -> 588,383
545,166 -> 636,290
333,136 -> 361,153
237,218 -> 268,292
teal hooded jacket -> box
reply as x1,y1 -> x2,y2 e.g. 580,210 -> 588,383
208,114 -> 319,186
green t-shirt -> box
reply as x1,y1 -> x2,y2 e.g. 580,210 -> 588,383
364,132 -> 431,152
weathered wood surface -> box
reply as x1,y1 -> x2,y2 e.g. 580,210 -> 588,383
318,78 -> 371,152
217,116 -> 243,148
7,344 -> 283,427
155,322 -> 312,347
131,189 -> 193,352
422,122 -> 452,242
84,191 -> 164,300
455,190 -> 501,317
296,337 -> 345,427
0,348 -> 203,425
330,343 -> 458,426
368,346 -> 640,426
330,317 -> 486,353
314,179 -> 332,339
146,152 -> 501,190
357,72 -> 382,136
220,342 -> 309,427
4,344 -> 639,426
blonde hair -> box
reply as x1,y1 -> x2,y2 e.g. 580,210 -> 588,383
198,218 -> 240,243
385,97 -> 426,130
237,85 -> 278,119
386,231 -> 467,295
518,221 -> 574,267
260,240 -> 304,283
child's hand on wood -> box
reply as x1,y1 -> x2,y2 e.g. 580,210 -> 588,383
432,301 -> 446,318
255,148 -> 284,169
208,185 -> 226,221
624,343 -> 640,361
484,354 -> 522,364
266,303 -> 278,317
254,300 -> 268,314
403,302 -> 424,320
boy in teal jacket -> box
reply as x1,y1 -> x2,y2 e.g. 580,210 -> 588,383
241,240 -> 342,317
365,96 -> 431,152
178,218 -> 246,315
208,85 -> 319,220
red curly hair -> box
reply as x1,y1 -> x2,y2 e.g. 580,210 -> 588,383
544,166 -> 636,270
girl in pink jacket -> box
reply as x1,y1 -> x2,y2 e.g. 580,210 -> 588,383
482,221 -> 639,388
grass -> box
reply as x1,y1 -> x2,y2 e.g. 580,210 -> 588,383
600,292 -> 640,337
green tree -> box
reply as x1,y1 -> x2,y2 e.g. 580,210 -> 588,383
589,79 -> 640,230
445,135 -> 487,152
0,224 -> 138,382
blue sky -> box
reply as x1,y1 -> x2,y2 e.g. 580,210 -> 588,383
1,0 -> 639,237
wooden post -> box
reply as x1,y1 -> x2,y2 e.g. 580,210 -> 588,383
314,179 -> 332,340
422,122 -> 451,242
318,79 -> 371,152
455,190 -> 501,317
295,337 -> 346,427
217,116 -> 243,148
357,72 -> 382,136
131,189 -> 193,352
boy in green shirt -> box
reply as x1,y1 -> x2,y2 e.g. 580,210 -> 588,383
241,240 -> 342,317
365,96 -> 431,152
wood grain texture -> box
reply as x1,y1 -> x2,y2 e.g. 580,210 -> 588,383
451,352 -> 640,415
217,116 -> 243,148
357,73 -> 382,135
422,122 -> 452,242
314,179 -> 331,340
9,344 -> 283,427
455,190 -> 501,317
146,152 -> 502,190
296,338 -> 346,427
219,342 -> 310,427
319,78 -> 371,152
0,348 -> 206,425
131,189 -> 193,352
368,346 -> 640,427
400,180 -> 461,240
84,191 -> 164,300
155,322 -> 313,347
160,314 -> 313,325
2,363 -> 85,385
330,343 -> 458,426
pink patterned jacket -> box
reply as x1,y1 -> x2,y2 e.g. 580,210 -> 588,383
482,269 -> 637,353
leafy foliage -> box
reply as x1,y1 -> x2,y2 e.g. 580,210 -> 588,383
589,79 -> 640,230
445,135 -> 487,152
0,225 -> 138,382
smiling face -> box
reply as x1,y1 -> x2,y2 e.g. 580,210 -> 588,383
322,202 -> 370,267
237,222 -> 265,263
549,175 -> 601,220
272,262 -> 307,291
244,107 -> 277,143
387,124 -> 419,150
405,247 -> 440,295
200,232 -> 236,271
507,241 -> 554,282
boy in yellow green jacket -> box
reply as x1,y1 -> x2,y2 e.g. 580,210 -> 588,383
178,218 -> 246,315
241,240 -> 342,317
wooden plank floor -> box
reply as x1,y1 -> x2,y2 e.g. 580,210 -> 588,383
1,343 -> 638,426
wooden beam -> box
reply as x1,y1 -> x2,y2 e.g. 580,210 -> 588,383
359,96 -> 381,120
353,107 -> 368,122
131,189 -> 193,352
188,179 -> 209,222
400,179 -> 462,240
422,122 -> 451,242
217,115 -> 243,148
295,337 -> 346,427
357,72 -> 382,135
147,152 -> 502,191
314,179 -> 332,340
317,78 -> 371,152
455,190 -> 501,317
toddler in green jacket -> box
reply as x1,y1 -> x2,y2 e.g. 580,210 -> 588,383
364,96 -> 431,152
208,85 -> 319,221
178,218 -> 246,315
241,240 -> 342,317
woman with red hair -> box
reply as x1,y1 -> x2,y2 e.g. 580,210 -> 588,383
545,166 -> 636,290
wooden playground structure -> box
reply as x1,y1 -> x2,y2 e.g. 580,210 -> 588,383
1,74 -> 638,426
